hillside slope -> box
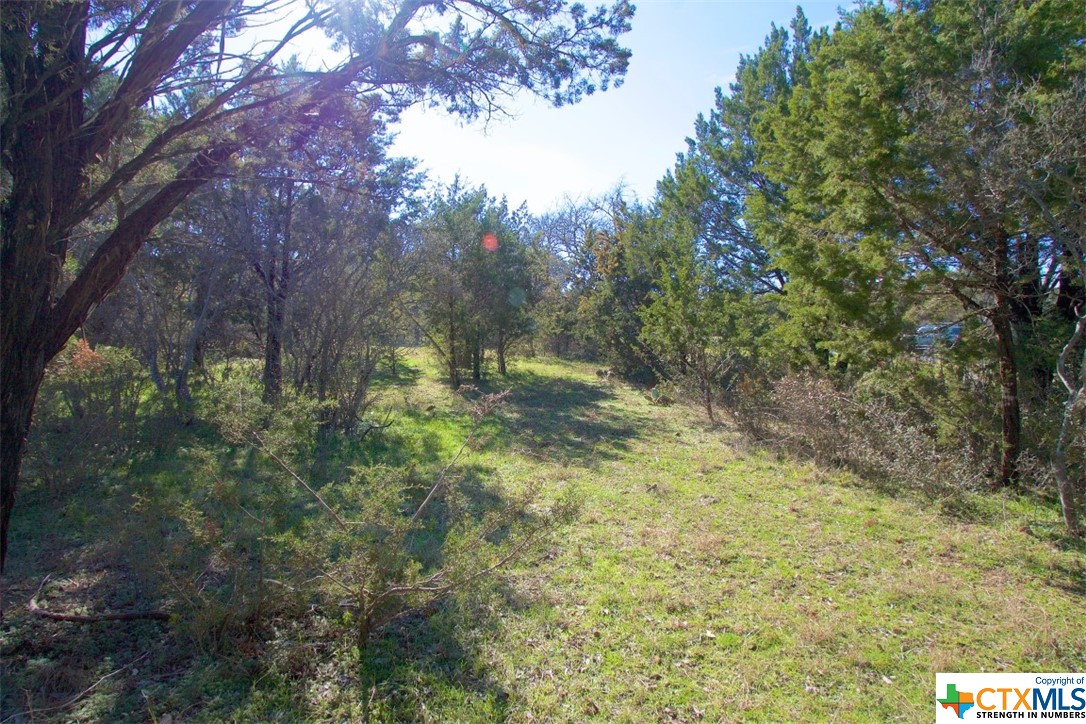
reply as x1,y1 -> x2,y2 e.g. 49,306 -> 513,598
2,355 -> 1082,722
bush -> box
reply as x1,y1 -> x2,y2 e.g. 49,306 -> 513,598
41,339 -> 146,431
28,340 -> 147,490
728,369 -> 986,497
130,381 -> 576,652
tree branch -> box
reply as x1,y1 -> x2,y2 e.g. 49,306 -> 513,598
46,142 -> 241,359
26,576 -> 169,623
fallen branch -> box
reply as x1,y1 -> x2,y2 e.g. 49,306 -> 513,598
28,576 -> 170,623
358,408 -> 395,439
0,650 -> 152,724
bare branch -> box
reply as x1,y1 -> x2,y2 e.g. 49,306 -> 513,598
26,576 -> 169,623
253,431 -> 350,532
1056,310 -> 1086,396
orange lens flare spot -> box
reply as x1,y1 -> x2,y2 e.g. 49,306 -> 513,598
482,233 -> 499,252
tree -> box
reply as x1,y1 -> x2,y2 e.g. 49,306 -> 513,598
413,184 -> 536,384
657,8 -> 823,296
212,91 -> 395,403
634,221 -> 764,425
641,10 -> 821,413
756,0 -> 1086,487
284,156 -> 422,428
129,194 -> 245,421
1021,75 -> 1086,535
481,208 -> 538,376
1,0 -> 634,570
575,191 -> 662,380
529,194 -> 621,358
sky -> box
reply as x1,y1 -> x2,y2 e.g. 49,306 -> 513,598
387,1 -> 846,213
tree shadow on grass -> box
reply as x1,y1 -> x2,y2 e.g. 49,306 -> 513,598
1045,559 -> 1086,598
1,457 -> 534,722
1018,529 -> 1086,598
347,594 -> 515,721
399,462 -> 549,572
4,363 -> 612,721
470,370 -> 648,466
370,359 -> 425,388
0,525 -> 186,723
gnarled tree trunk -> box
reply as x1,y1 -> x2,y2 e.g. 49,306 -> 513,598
991,296 -> 1022,489
1053,312 -> 1085,537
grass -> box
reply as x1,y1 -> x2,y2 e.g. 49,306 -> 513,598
2,351 -> 1083,722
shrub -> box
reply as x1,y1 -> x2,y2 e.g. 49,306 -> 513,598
41,339 -> 146,431
28,340 -> 147,490
134,382 -> 576,652
728,370 -> 986,497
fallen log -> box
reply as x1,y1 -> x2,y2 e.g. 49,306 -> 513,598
28,576 -> 169,622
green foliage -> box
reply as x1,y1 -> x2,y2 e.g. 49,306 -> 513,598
750,0 -> 1085,491
574,200 -> 662,382
531,283 -> 583,357
322,0 -> 634,114
637,217 -> 775,421
110,362 -> 576,656
28,340 -> 148,490
7,2 -> 1086,719
657,7 -> 823,296
38,340 -> 146,430
0,0 -> 638,575
415,183 -> 541,384
857,353 -> 997,457
5,355 -> 1083,722
751,0 -> 1086,372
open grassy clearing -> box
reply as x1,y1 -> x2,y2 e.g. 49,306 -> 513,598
2,353 -> 1083,722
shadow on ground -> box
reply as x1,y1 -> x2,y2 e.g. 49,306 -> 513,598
471,370 -> 648,465
345,594 -> 516,721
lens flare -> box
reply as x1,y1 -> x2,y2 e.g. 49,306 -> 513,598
482,233 -> 499,252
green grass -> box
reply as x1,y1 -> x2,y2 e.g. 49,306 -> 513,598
2,351 -> 1083,722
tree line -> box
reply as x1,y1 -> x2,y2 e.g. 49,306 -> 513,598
2,0 -> 1084,579
0,0 -> 634,570
566,1 -> 1085,533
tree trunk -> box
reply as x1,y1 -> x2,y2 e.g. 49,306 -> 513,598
497,331 -> 508,376
174,374 -> 195,424
1053,422 -> 1083,538
0,344 -> 49,572
1,2 -> 88,572
260,182 -> 294,404
147,340 -> 168,395
2,141 -> 236,571
703,380 -> 715,424
991,298 -> 1021,488
2,158 -> 65,572
446,314 -> 461,388
263,287 -> 285,403
1053,312 -> 1085,537
175,266 -> 226,422
699,356 -> 715,424
471,337 -> 483,381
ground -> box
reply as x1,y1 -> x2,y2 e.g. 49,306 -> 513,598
1,353 -> 1083,722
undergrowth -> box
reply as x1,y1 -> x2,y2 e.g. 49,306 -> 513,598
2,352 -> 1082,722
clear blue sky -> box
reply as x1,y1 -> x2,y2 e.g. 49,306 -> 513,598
390,1 -> 846,212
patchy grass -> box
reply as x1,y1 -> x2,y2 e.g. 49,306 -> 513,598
2,351 -> 1083,722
